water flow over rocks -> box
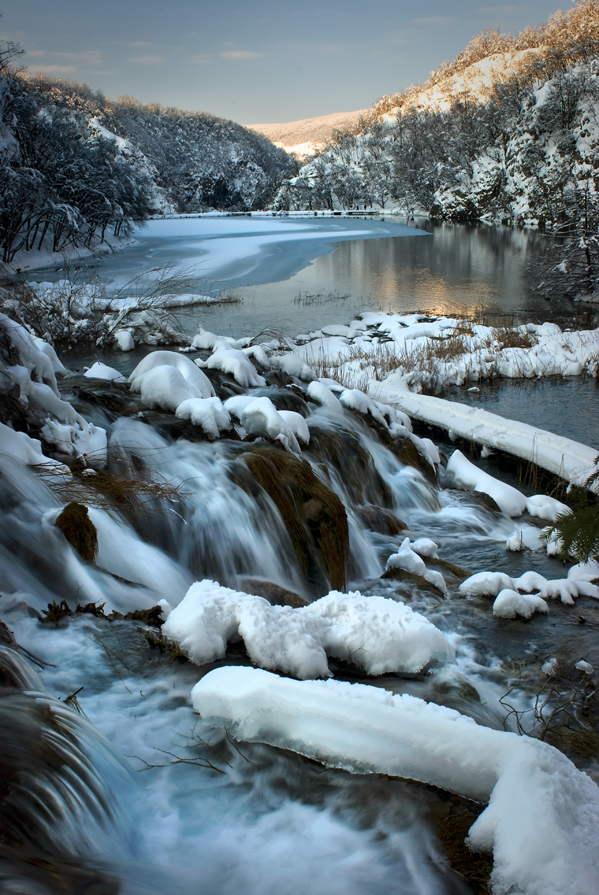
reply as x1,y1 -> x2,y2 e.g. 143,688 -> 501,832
1,312 -> 599,894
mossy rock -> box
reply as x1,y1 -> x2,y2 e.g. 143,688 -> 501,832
430,796 -> 493,895
391,437 -> 437,484
428,556 -> 470,581
245,445 -> 349,596
238,577 -> 308,608
357,505 -> 406,536
307,423 -> 394,507
474,491 -> 501,513
55,502 -> 97,562
380,567 -> 445,597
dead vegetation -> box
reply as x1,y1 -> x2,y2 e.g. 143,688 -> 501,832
302,322 -> 539,392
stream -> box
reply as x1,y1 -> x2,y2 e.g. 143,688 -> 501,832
3,217 -> 599,894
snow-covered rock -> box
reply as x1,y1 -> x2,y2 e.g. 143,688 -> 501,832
162,580 -> 454,678
194,666 -> 599,895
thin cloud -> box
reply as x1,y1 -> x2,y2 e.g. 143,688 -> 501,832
127,55 -> 165,65
26,50 -> 102,64
220,50 -> 263,60
30,64 -> 76,73
412,16 -> 455,24
191,54 -> 210,64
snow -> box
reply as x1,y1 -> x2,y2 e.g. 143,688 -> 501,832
270,354 -> 316,381
0,421 -> 70,474
129,350 -> 214,411
175,397 -> 232,439
238,397 -> 303,453
575,660 -> 593,674
162,580 -> 454,679
460,569 -> 599,607
492,589 -> 549,619
114,330 -> 135,351
446,450 -> 527,516
84,362 -> 126,382
204,347 -> 266,388
193,666 -> 599,895
375,385 -> 599,492
385,538 -> 447,594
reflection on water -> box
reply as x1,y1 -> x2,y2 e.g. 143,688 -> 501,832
27,216 -> 599,341
178,220 -> 593,338
445,376 -> 599,450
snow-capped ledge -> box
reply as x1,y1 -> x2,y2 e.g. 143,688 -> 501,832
372,383 -> 598,491
194,667 -> 599,895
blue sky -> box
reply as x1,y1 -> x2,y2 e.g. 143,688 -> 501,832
6,1 -> 568,124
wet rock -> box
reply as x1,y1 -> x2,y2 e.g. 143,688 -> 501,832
250,386 -> 310,417
391,437 -> 437,484
307,423 -> 394,507
428,557 -> 470,581
264,368 -> 294,387
55,502 -> 98,562
238,577 -> 308,608
357,505 -> 407,536
73,382 -> 137,418
245,445 -> 349,596
474,490 -> 501,513
201,367 -> 246,399
380,567 -> 445,597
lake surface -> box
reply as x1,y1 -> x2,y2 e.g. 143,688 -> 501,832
32,215 -> 599,340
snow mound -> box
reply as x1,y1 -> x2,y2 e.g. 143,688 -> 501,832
446,450 -> 527,516
129,350 -> 214,411
239,397 -> 303,453
386,538 -> 447,594
162,580 -> 454,679
492,589 -> 549,619
460,568 -> 599,606
84,362 -> 126,382
175,397 -> 232,439
204,347 -> 266,388
270,354 -> 316,381
193,667 -> 599,895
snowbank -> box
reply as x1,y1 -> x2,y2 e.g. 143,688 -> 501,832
162,580 -> 454,679
193,667 -> 599,895
375,389 -> 598,492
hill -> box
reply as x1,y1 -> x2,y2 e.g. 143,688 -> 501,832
275,0 -> 599,237
248,109 -> 368,157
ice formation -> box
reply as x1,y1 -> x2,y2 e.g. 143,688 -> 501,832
193,667 -> 599,895
162,580 -> 454,678
0,315 -> 107,466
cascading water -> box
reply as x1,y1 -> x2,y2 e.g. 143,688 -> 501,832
1,313 -> 598,894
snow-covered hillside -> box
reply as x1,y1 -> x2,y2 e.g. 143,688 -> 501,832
249,109 -> 368,158
275,1 -> 599,235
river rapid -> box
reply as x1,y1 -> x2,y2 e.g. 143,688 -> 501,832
3,217 -> 599,894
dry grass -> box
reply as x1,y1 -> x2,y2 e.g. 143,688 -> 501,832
302,322 -> 541,391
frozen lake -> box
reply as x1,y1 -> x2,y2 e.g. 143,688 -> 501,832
33,215 -> 596,340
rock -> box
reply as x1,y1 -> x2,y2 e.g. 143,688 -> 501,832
357,505 -> 407,535
380,567 -> 445,597
54,502 -> 97,562
245,445 -> 349,596
238,577 -> 308,608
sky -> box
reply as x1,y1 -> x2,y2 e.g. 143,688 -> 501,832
5,0 -> 571,125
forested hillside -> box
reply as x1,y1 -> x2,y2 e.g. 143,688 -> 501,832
275,0 -> 599,236
0,54 -> 296,265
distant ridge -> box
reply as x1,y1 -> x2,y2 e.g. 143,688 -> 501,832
248,109 -> 368,157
